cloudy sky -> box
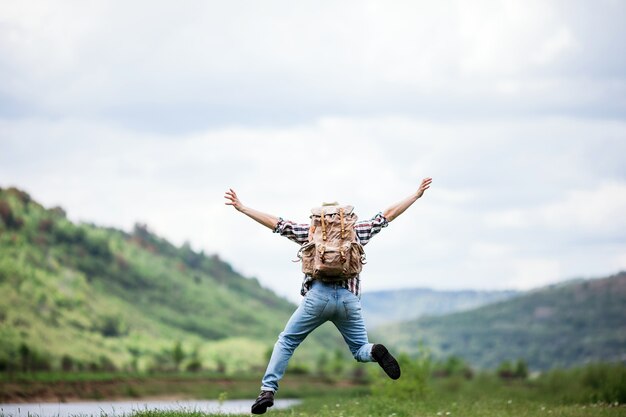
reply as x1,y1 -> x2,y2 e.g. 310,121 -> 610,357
1,0 -> 625,301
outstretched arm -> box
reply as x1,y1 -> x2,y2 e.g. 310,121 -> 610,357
224,188 -> 280,230
383,177 -> 432,222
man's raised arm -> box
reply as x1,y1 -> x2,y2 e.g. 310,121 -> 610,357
224,188 -> 280,230
382,177 -> 432,222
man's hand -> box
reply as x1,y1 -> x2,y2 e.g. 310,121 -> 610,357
416,177 -> 432,199
224,188 -> 243,211
224,188 -> 280,230
383,177 -> 432,222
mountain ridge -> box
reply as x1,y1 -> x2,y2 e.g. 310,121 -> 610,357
361,287 -> 519,328
2,186 -> 623,374
0,186 -> 342,373
376,271 -> 626,370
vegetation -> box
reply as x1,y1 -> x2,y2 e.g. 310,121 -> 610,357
376,271 -> 626,370
2,185 -> 625,417
4,359 -> 624,416
266,362 -> 626,417
0,187 -> 344,375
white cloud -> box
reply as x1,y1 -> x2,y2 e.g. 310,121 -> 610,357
535,182 -> 626,234
510,258 -> 562,290
1,0 -> 624,129
2,115 -> 626,300
532,26 -> 577,65
1,1 -> 626,300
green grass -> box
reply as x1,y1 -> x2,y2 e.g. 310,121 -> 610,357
2,371 -> 626,417
256,375 -> 625,417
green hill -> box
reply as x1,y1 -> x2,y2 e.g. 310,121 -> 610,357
378,272 -> 626,370
0,187 -> 341,373
361,288 -> 518,328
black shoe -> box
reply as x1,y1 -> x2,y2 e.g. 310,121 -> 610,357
251,390 -> 274,415
372,344 -> 401,380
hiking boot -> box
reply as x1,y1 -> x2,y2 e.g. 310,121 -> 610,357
372,344 -> 401,380
251,390 -> 274,415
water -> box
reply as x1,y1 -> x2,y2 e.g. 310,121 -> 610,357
0,399 -> 300,416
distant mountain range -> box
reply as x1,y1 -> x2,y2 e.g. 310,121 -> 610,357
1,186 -> 624,373
376,272 -> 626,370
360,288 -> 519,328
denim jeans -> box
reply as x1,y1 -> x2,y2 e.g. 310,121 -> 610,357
261,280 -> 374,392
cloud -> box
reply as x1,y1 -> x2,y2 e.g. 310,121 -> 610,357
2,115 -> 626,300
532,26 -> 577,65
1,1 -> 625,300
1,1 -> 625,132
535,182 -> 626,236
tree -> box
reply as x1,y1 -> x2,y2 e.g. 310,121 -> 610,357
514,359 -> 529,379
173,341 -> 185,371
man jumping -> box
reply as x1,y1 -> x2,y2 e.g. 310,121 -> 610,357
224,177 -> 432,414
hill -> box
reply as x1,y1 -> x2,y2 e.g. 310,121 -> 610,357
361,288 -> 518,328
377,272 -> 626,370
0,187 -> 342,373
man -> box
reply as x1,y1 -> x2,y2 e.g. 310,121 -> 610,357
224,177 -> 432,414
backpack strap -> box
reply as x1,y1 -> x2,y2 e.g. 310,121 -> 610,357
339,207 -> 345,239
320,209 -> 327,241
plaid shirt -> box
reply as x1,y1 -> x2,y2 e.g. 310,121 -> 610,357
273,212 -> 389,298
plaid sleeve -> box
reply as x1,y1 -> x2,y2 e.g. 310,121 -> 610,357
354,212 -> 389,246
273,218 -> 310,245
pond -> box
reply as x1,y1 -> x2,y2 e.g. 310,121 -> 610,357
0,399 -> 301,416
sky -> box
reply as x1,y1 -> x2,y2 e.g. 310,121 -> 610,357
1,0 -> 625,302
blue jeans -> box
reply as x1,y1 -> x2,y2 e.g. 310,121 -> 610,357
261,280 -> 374,392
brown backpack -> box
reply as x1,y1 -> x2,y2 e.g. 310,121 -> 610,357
296,205 -> 366,281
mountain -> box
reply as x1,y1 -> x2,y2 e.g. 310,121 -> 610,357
377,272 -> 626,370
360,288 -> 519,328
0,187 -> 341,373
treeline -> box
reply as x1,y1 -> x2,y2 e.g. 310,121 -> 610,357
1,339 -> 239,375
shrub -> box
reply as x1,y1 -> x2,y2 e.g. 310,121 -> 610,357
372,352 -> 431,400
497,359 -> 529,380
537,362 -> 626,404
0,200 -> 13,225
172,341 -> 185,370
0,200 -> 23,230
52,222 -> 85,244
581,363 -> 626,403
433,355 -> 474,379
48,206 -> 67,218
97,314 -> 128,337
61,354 -> 75,371
38,218 -> 54,233
287,362 -> 311,375
6,187 -> 31,205
183,345 -> 203,372
17,343 -> 52,372
514,358 -> 529,379
99,355 -> 117,372
186,359 -> 203,372
83,233 -> 112,259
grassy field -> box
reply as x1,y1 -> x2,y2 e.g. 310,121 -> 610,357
2,362 -> 625,417
119,376 -> 626,417
260,377 -> 624,417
